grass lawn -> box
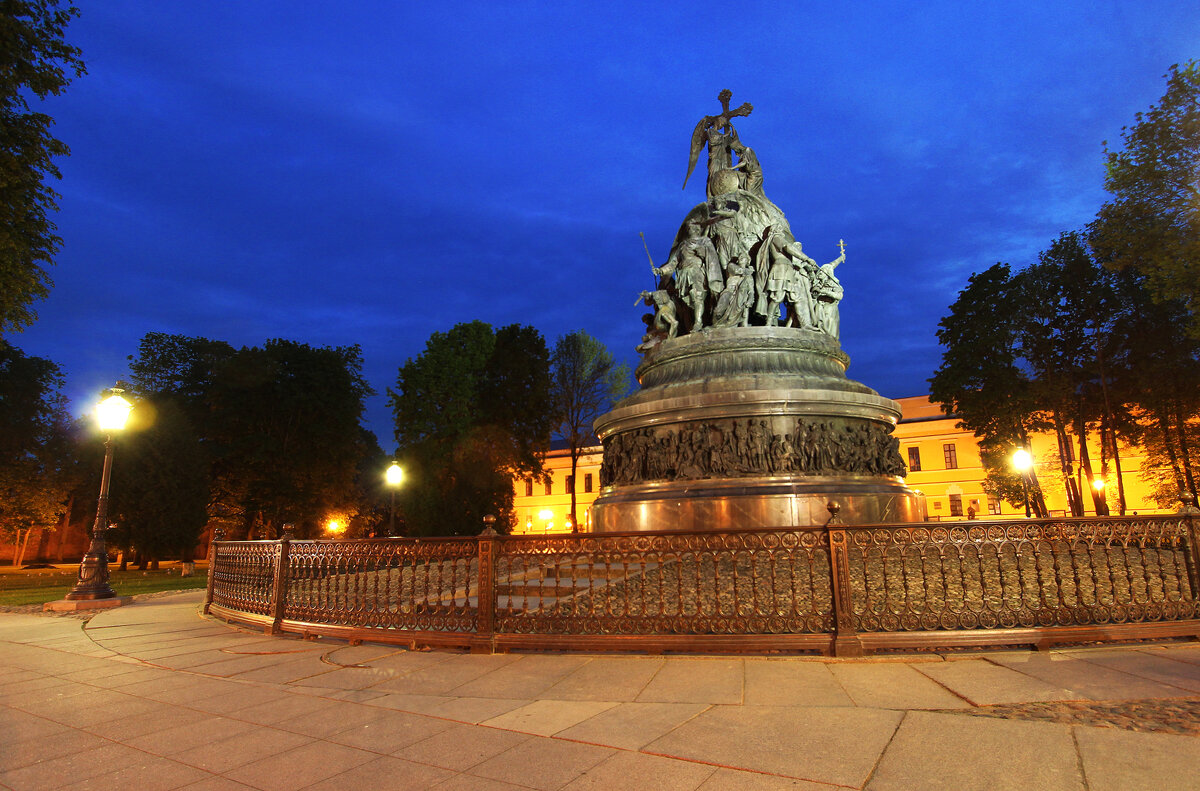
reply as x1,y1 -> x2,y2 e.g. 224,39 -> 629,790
0,562 -> 208,606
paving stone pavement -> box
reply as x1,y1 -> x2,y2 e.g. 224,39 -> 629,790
1,591 -> 1199,790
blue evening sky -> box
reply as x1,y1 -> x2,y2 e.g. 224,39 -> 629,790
14,2 -> 1200,447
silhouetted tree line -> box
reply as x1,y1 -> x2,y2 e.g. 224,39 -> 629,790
932,62 -> 1200,514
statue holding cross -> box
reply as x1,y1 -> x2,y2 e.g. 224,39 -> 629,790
683,89 -> 754,198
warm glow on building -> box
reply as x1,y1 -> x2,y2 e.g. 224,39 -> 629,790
514,395 -> 1172,531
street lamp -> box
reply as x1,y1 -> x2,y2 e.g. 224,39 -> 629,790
65,389 -> 134,601
1012,447 -> 1033,518
385,462 -> 404,536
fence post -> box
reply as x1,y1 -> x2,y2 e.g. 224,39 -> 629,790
1182,503 -> 1200,602
268,526 -> 293,635
475,515 -> 498,653
203,527 -> 224,615
826,502 -> 863,657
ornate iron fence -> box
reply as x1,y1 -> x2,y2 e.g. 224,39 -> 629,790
206,512 -> 1200,656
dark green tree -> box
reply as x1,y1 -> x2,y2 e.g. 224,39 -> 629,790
391,321 -> 553,535
209,340 -> 374,539
550,330 -> 629,530
1103,272 -> 1200,509
1092,61 -> 1200,335
929,264 -> 1048,516
0,1 -> 85,334
0,339 -> 74,561
109,399 -> 209,566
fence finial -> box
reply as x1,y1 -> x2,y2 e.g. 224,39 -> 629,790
826,501 -> 842,525
481,514 -> 498,536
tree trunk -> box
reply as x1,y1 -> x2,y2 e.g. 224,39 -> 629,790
1052,415 -> 1082,516
1172,401 -> 1200,508
13,529 -> 27,567
1155,406 -> 1188,502
1096,348 -> 1127,514
54,496 -> 72,562
568,443 -> 579,533
1075,419 -> 1108,515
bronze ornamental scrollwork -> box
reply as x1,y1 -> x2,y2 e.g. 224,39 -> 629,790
206,514 -> 1200,656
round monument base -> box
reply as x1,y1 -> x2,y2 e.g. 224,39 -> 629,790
590,475 -> 924,533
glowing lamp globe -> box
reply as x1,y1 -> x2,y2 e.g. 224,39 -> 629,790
96,393 -> 133,431
386,463 -> 404,487
1011,448 -> 1032,471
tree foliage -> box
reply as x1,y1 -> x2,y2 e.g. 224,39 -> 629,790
0,339 -> 74,544
1093,61 -> 1200,335
550,329 -> 629,528
932,230 -> 1200,514
126,333 -> 376,542
109,399 -> 209,564
0,1 -> 85,333
391,321 -> 553,536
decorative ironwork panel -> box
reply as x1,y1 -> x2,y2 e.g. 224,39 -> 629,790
283,538 -> 479,632
210,541 -> 277,616
492,529 -> 834,635
845,518 -> 1199,632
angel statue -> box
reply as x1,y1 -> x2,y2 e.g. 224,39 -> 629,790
682,89 -> 753,198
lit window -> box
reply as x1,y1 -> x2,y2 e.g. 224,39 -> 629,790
943,443 -> 958,469
907,447 -> 921,472
544,479 -> 553,496
524,478 -> 533,497
566,475 -> 574,493
584,473 -> 593,493
987,496 -> 1001,515
949,494 -> 963,516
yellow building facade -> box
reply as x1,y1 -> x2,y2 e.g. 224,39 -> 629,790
513,395 -> 1168,534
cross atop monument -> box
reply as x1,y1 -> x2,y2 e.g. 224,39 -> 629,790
683,89 -> 754,190
714,88 -> 753,128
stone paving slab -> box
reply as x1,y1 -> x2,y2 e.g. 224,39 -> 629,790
865,711 -> 1081,791
982,651 -> 1194,700
645,704 -> 904,787
0,591 -> 1197,790
1073,723 -> 1200,791
743,659 -> 855,707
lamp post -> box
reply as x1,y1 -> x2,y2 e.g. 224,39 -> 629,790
65,389 -> 133,601
1012,447 -> 1033,518
385,462 -> 403,536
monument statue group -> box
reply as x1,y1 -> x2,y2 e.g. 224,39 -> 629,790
591,91 -> 923,532
638,89 -> 845,348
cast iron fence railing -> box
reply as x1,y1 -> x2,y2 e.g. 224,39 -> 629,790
205,511 -> 1200,656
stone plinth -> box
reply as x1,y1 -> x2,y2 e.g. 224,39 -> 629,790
591,327 -> 923,532
43,596 -> 131,612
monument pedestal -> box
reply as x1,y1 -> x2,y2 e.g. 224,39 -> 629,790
591,327 -> 923,532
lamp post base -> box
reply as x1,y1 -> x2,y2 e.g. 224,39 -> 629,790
43,596 -> 131,612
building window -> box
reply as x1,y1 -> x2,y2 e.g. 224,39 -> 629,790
943,443 -> 958,469
987,496 -> 1001,515
907,447 -> 921,472
949,494 -> 963,516
584,473 -> 593,493
544,479 -> 553,496
566,475 -> 574,493
524,478 -> 533,497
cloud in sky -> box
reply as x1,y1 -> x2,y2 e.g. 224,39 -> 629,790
15,1 -> 1200,444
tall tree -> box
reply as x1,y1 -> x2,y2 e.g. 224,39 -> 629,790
0,1 -> 85,334
1092,61 -> 1200,335
391,321 -> 552,536
929,264 -> 1048,515
550,330 -> 629,530
0,339 -> 74,561
109,399 -> 209,566
208,340 -> 374,539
